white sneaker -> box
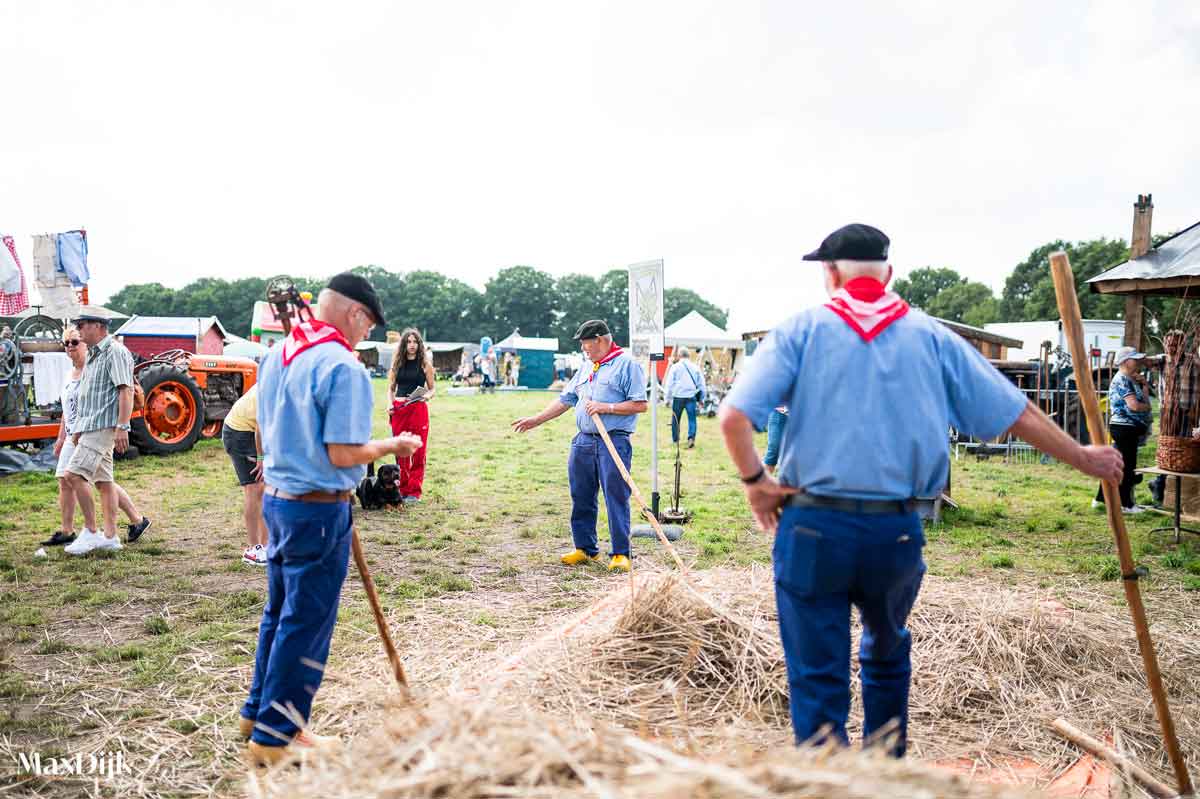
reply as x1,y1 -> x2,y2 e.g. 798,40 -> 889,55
64,530 -> 102,555
1091,499 -> 1103,510
242,545 -> 267,566
92,534 -> 123,552
1122,505 -> 1145,515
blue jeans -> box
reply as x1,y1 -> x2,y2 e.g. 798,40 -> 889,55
242,494 -> 352,746
773,505 -> 925,757
764,410 -> 788,467
670,397 -> 698,442
567,432 -> 633,556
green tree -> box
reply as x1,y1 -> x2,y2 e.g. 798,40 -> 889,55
664,287 -> 728,329
926,282 -> 999,327
482,266 -> 558,339
999,238 -> 1129,322
892,267 -> 964,309
596,269 -> 631,344
106,282 -> 179,318
552,273 -> 605,345
386,269 -> 483,342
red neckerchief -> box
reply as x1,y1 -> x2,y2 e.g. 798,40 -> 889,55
588,344 -> 624,382
281,319 -> 353,366
824,277 -> 910,343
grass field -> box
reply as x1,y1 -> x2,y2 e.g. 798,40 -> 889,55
1,381 -> 1198,796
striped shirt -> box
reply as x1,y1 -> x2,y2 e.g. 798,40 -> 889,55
74,335 -> 135,434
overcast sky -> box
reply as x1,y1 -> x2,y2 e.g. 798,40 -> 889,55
3,0 -> 1198,334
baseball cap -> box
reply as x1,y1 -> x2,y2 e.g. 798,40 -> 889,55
1114,346 -> 1146,366
327,272 -> 386,326
802,223 -> 890,262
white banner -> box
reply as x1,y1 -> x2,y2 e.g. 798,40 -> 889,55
628,259 -> 664,358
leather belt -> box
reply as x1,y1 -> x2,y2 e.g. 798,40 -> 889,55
268,486 -> 352,503
786,493 -> 933,515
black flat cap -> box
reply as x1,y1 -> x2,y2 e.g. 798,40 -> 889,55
73,311 -> 109,326
573,319 -> 610,340
802,223 -> 890,262
327,272 -> 386,326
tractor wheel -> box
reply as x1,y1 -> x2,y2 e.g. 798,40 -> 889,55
201,421 -> 223,439
131,364 -> 205,455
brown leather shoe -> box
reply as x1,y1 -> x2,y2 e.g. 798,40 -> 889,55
245,730 -> 341,767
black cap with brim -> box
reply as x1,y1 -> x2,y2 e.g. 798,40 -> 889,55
327,272 -> 386,326
802,223 -> 890,262
73,312 -> 109,326
573,319 -> 611,340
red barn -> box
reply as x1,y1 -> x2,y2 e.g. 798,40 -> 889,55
114,316 -> 229,359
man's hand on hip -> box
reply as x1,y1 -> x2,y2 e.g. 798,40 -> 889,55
1075,445 -> 1123,484
744,475 -> 799,533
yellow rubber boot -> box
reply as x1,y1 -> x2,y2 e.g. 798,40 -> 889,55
561,549 -> 600,566
246,729 -> 340,767
608,554 -> 631,573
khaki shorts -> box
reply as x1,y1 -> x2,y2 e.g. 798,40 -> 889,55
66,428 -> 116,484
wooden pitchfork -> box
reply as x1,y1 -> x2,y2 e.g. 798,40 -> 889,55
269,283 -> 409,692
1050,251 -> 1190,795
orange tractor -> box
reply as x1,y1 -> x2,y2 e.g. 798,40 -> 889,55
0,315 -> 256,456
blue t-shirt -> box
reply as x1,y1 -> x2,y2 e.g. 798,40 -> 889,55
1108,372 -> 1151,429
257,341 -> 374,494
558,352 -> 647,435
725,307 -> 1027,500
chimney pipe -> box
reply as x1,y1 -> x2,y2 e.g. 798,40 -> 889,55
1130,193 -> 1154,259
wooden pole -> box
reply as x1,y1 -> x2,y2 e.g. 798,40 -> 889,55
274,291 -> 409,692
1049,251 -> 1192,796
590,413 -> 689,576
1050,719 -> 1176,799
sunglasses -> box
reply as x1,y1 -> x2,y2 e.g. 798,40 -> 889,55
64,339 -> 82,347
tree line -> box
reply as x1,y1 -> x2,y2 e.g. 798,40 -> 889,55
893,233 -> 1179,342
106,265 -> 729,347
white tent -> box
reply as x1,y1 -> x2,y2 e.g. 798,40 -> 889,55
663,310 -> 744,350
493,330 -> 558,352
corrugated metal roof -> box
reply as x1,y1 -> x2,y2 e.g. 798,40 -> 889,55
1088,219 -> 1200,288
115,315 -> 230,338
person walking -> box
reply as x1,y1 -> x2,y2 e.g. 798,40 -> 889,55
62,312 -> 142,555
719,223 -> 1122,757
1093,346 -> 1152,513
387,328 -> 436,503
664,346 -> 706,448
240,273 -> 421,765
511,320 -> 647,573
43,325 -> 150,548
221,383 -> 268,565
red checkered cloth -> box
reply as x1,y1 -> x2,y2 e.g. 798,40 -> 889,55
0,236 -> 29,315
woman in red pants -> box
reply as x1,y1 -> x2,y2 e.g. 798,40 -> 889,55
387,329 -> 436,503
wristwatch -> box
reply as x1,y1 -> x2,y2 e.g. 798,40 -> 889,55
117,422 -> 131,431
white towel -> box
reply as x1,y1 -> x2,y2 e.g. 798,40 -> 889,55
33,352 -> 73,406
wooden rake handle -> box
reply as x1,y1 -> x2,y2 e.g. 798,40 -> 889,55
590,413 -> 689,576
1049,251 -> 1191,796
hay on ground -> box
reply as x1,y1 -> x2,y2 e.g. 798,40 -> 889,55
259,695 -> 1041,799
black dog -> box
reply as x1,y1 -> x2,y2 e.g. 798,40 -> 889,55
356,462 -> 403,510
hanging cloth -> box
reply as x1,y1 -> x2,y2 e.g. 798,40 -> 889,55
55,230 -> 89,288
0,236 -> 30,315
823,277 -> 910,343
31,234 -> 79,318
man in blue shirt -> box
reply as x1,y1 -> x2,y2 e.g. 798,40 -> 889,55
512,319 -> 648,572
241,273 -> 421,766
719,223 -> 1122,757
664,346 -> 706,448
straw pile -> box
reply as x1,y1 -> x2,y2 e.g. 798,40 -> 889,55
519,568 -> 1200,780
258,695 -> 1041,799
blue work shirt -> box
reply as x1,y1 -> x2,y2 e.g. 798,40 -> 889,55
559,351 -> 647,435
664,359 -> 706,401
725,307 -> 1026,500
257,341 -> 374,494
1108,372 -> 1151,429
